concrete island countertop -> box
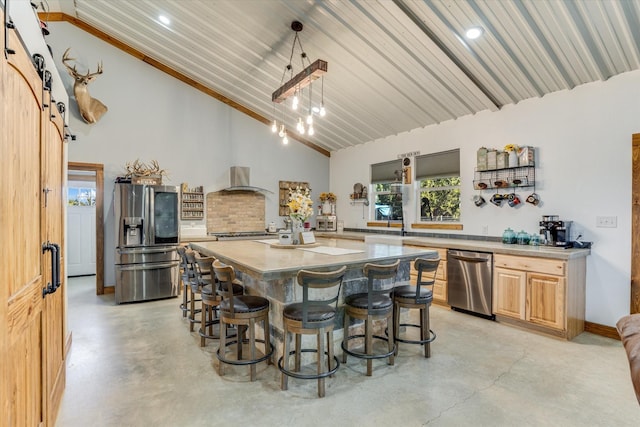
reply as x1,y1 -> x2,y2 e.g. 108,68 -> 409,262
313,231 -> 590,260
190,238 -> 437,281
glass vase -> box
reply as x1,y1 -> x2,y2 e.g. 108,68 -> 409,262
322,201 -> 332,214
290,218 -> 304,245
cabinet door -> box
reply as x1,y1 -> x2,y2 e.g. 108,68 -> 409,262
493,267 -> 526,319
409,251 -> 447,304
526,273 -> 565,330
432,279 -> 447,303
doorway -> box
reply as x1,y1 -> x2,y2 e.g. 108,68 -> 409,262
68,162 -> 105,295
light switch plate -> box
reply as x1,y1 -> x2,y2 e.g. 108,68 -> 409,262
596,216 -> 617,228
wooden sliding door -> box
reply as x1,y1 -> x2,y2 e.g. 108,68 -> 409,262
1,14 -> 66,426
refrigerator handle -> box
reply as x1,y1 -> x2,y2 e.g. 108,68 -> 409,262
116,261 -> 179,271
148,186 -> 155,244
117,246 -> 176,255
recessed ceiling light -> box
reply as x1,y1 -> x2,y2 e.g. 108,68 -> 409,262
465,26 -> 484,40
158,15 -> 171,25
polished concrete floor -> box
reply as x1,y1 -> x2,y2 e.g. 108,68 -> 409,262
56,276 -> 639,426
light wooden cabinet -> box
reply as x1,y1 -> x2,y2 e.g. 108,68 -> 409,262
408,247 -> 448,305
493,254 -> 583,339
493,267 -> 526,319
527,272 -> 565,330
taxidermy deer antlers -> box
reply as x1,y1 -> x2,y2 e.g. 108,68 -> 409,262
62,48 -> 108,124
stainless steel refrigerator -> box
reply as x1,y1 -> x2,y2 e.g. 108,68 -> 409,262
114,183 -> 180,304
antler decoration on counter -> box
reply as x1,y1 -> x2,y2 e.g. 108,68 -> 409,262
123,159 -> 168,178
62,48 -> 108,124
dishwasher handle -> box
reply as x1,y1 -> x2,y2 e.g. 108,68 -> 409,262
449,254 -> 489,263
448,250 -> 492,263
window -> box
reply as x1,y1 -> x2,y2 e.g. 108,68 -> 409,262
415,150 -> 460,222
371,159 -> 403,222
68,187 -> 96,206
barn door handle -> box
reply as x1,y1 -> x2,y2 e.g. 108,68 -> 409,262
42,242 -> 59,297
52,243 -> 61,290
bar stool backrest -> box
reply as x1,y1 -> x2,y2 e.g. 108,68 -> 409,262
414,257 -> 440,300
296,266 -> 347,328
362,259 -> 400,314
194,252 -> 214,280
213,260 -> 238,313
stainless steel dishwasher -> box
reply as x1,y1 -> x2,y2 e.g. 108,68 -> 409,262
447,249 -> 493,318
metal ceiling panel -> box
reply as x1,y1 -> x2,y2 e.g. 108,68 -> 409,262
46,0 -> 640,154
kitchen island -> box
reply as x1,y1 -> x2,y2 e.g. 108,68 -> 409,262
190,238 -> 438,359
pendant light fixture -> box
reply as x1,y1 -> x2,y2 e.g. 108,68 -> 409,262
271,21 -> 328,145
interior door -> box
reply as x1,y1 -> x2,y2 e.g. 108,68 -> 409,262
1,24 -> 46,426
67,205 -> 97,276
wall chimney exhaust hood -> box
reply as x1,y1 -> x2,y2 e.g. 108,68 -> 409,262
222,166 -> 272,193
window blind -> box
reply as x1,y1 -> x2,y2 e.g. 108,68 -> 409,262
415,149 -> 460,180
371,159 -> 402,184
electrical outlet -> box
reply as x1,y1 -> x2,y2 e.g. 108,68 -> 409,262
596,216 -> 617,228
482,225 -> 489,235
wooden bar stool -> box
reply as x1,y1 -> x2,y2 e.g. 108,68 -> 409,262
213,260 -> 273,381
193,252 -> 220,347
279,266 -> 346,397
185,249 -> 215,332
342,260 -> 399,376
177,246 -> 195,318
393,257 -> 439,358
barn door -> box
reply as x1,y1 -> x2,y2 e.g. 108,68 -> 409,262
41,88 -> 67,425
1,24 -> 47,426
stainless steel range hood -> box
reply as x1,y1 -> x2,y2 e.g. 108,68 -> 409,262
222,166 -> 272,193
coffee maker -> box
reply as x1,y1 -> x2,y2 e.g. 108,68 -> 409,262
539,215 -> 572,247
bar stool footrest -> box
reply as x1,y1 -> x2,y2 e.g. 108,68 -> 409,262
278,349 -> 340,380
395,322 -> 436,345
342,333 -> 396,360
217,339 -> 274,366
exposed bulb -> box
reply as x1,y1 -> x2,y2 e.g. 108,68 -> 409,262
306,113 -> 313,125
271,120 -> 277,133
292,94 -> 299,110
319,104 -> 326,117
282,131 -> 289,145
297,117 -> 305,134
308,124 -> 314,136
278,124 -> 285,138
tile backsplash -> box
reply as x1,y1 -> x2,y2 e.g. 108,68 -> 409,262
206,191 -> 265,233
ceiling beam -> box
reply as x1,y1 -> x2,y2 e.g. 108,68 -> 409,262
392,0 -> 502,110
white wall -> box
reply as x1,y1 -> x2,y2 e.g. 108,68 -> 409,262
45,23 -> 329,286
332,70 -> 640,327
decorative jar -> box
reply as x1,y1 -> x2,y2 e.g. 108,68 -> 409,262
502,228 -> 516,244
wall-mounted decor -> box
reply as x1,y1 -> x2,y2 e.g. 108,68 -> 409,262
62,48 -> 108,124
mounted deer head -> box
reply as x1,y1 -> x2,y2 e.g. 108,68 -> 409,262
62,48 -> 108,124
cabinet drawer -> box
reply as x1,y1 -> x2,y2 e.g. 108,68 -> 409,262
406,245 -> 447,260
494,254 -> 565,276
410,260 -> 446,281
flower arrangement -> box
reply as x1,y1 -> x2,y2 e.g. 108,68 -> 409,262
319,192 -> 337,203
287,186 -> 314,222
504,144 -> 519,153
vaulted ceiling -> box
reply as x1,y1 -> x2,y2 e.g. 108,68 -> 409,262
45,0 -> 640,155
